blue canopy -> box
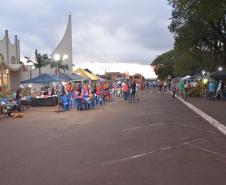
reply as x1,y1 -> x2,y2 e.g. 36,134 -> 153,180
69,73 -> 89,81
57,73 -> 88,81
21,73 -> 59,84
57,73 -> 72,81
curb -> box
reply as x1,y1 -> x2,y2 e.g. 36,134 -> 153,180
168,91 -> 226,135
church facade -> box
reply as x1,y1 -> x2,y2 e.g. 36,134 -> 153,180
22,15 -> 73,80
0,30 -> 27,92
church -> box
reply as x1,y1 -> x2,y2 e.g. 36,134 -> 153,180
0,30 -> 27,92
0,15 -> 73,92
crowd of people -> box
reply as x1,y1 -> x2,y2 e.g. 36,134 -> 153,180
53,79 -> 144,112
155,78 -> 226,101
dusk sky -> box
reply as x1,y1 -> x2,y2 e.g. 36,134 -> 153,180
0,0 -> 174,78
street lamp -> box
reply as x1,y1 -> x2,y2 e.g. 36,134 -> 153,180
202,70 -> 206,75
54,54 -> 68,80
218,67 -> 223,71
53,54 -> 68,112
54,54 -> 60,81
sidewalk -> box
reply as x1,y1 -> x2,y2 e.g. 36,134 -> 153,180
166,90 -> 226,135
187,97 -> 226,126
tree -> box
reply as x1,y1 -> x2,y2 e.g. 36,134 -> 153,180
173,52 -> 198,76
31,50 -> 51,75
50,59 -> 69,75
168,0 -> 226,70
151,50 -> 175,80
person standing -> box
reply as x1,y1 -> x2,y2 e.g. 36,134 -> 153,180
208,80 -> 215,101
131,80 -> 136,102
122,83 -> 129,101
136,81 -> 140,101
178,80 -> 185,97
172,84 -> 176,98
217,80 -> 224,100
16,87 -> 23,112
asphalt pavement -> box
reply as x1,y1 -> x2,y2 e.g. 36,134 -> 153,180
0,89 -> 226,185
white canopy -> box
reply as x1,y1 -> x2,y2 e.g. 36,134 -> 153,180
181,75 -> 191,81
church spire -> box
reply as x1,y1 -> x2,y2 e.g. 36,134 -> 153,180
51,14 -> 73,74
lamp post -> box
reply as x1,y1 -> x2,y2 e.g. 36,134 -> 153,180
202,70 -> 206,76
54,54 -> 60,82
54,54 -> 68,79
218,67 -> 223,71
53,54 -> 68,112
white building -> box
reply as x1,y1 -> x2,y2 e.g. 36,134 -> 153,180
22,15 -> 73,80
0,30 -> 27,92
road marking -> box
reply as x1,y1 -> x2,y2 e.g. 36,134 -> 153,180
174,136 -> 191,141
184,142 -> 226,159
101,137 -> 222,166
148,122 -> 165,127
123,127 -> 142,131
171,122 -> 217,135
134,111 -> 163,117
101,145 -> 176,166
160,146 -> 172,150
101,151 -> 156,166
178,138 -> 205,146
123,122 -> 165,132
168,91 -> 226,135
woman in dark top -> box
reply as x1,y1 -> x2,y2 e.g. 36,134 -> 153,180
131,80 -> 136,102
16,87 -> 23,112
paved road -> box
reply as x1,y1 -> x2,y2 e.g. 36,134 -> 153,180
188,97 -> 226,126
0,89 -> 226,185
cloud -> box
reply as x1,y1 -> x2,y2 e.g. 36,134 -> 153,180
0,0 -> 173,69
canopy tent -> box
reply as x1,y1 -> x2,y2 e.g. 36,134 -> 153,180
21,73 -> 59,84
115,77 -> 126,81
57,73 -> 72,81
99,77 -> 108,82
69,73 -> 89,81
192,73 -> 202,80
74,68 -> 99,81
57,73 -> 87,82
181,75 -> 191,81
210,70 -> 226,80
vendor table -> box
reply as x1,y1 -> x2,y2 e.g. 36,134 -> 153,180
30,96 -> 58,107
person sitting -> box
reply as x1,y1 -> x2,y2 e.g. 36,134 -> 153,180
89,93 -> 95,108
74,87 -> 84,110
60,93 -> 69,111
82,84 -> 90,110
51,87 -> 56,96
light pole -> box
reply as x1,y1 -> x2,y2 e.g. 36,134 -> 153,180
218,67 -> 223,71
54,54 -> 68,79
53,54 -> 68,112
54,54 -> 60,82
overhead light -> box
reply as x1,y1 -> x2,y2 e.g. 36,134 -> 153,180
63,54 -> 68,60
54,54 -> 60,61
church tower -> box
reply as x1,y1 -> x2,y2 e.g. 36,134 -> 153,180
51,14 -> 73,74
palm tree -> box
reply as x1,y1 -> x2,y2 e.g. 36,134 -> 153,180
33,50 -> 50,75
50,59 -> 69,75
